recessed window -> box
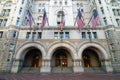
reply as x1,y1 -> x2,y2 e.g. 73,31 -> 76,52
82,32 -> 86,39
60,32 -> 64,39
103,17 -> 107,25
9,43 -> 14,51
65,1 -> 67,5
93,32 -> 97,39
38,32 -> 42,39
26,32 -> 31,39
13,31 -> 17,38
65,32 -> 69,39
87,32 -> 91,39
32,32 -> 37,39
0,32 -> 3,38
54,32 -> 58,39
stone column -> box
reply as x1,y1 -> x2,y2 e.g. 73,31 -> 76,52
11,59 -> 23,73
104,59 -> 113,73
73,59 -> 84,73
40,59 -> 51,73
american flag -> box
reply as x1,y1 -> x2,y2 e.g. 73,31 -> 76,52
41,9 -> 47,30
60,11 -> 65,31
76,9 -> 84,31
91,9 -> 99,29
28,10 -> 35,29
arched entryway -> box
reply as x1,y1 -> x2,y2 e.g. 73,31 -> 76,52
82,48 -> 101,68
23,48 -> 42,68
52,47 -> 73,73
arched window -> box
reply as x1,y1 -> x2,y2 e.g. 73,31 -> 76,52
37,16 -> 42,21
57,11 -> 65,26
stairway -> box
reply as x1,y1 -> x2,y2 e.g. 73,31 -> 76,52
84,67 -> 106,74
20,67 -> 40,74
52,67 -> 73,73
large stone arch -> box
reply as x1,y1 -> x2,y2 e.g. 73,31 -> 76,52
78,42 -> 110,60
77,42 -> 113,72
15,42 -> 46,60
46,42 -> 77,60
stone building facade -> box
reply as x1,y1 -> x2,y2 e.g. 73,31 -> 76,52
0,0 -> 120,73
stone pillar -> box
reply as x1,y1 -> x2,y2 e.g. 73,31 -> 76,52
73,59 -> 84,73
40,59 -> 51,73
11,59 -> 23,73
104,59 -> 113,73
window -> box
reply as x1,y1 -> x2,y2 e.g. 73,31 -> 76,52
87,32 -> 91,39
39,3 -> 41,7
82,32 -> 86,39
19,7 -> 22,14
22,0 -> 25,4
0,32 -> 3,38
65,1 -> 67,5
38,16 -> 42,21
103,17 -> 107,25
59,1 -> 62,5
54,1 -> 57,5
81,9 -> 84,12
2,9 -> 10,16
106,30 -> 111,39
54,32 -> 58,39
65,32 -> 69,39
57,11 -> 65,26
37,23 -> 40,27
80,3 -> 83,7
7,53 -> 11,62
13,31 -> 17,38
60,32 -> 64,39
26,32 -> 31,39
101,7 -> 104,14
16,18 -> 20,27
32,32 -> 37,39
9,43 -> 14,51
93,32 -> 97,39
98,0 -> 101,4
38,9 -> 41,12
0,19 -> 7,26
38,32 -> 42,39
77,3 -> 79,7
116,19 -> 120,26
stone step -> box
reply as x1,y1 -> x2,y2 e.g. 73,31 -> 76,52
84,67 -> 106,74
20,67 -> 40,74
52,67 -> 73,73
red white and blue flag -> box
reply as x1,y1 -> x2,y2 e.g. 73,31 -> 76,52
60,11 -> 65,31
91,9 -> 99,29
28,10 -> 35,29
41,9 -> 47,30
76,9 -> 84,31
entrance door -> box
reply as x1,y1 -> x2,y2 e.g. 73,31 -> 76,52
33,55 -> 39,67
83,55 -> 91,67
82,49 -> 101,67
23,49 -> 42,67
55,53 -> 67,67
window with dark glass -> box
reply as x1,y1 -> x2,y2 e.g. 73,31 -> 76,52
93,32 -> 97,39
13,31 -> 17,38
103,17 -> 107,25
0,32 -> 3,38
60,32 -> 64,39
54,32 -> 58,39
32,32 -> 37,39
87,32 -> 91,39
65,32 -> 69,39
82,32 -> 86,39
9,43 -> 14,51
38,32 -> 42,39
26,32 -> 31,39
